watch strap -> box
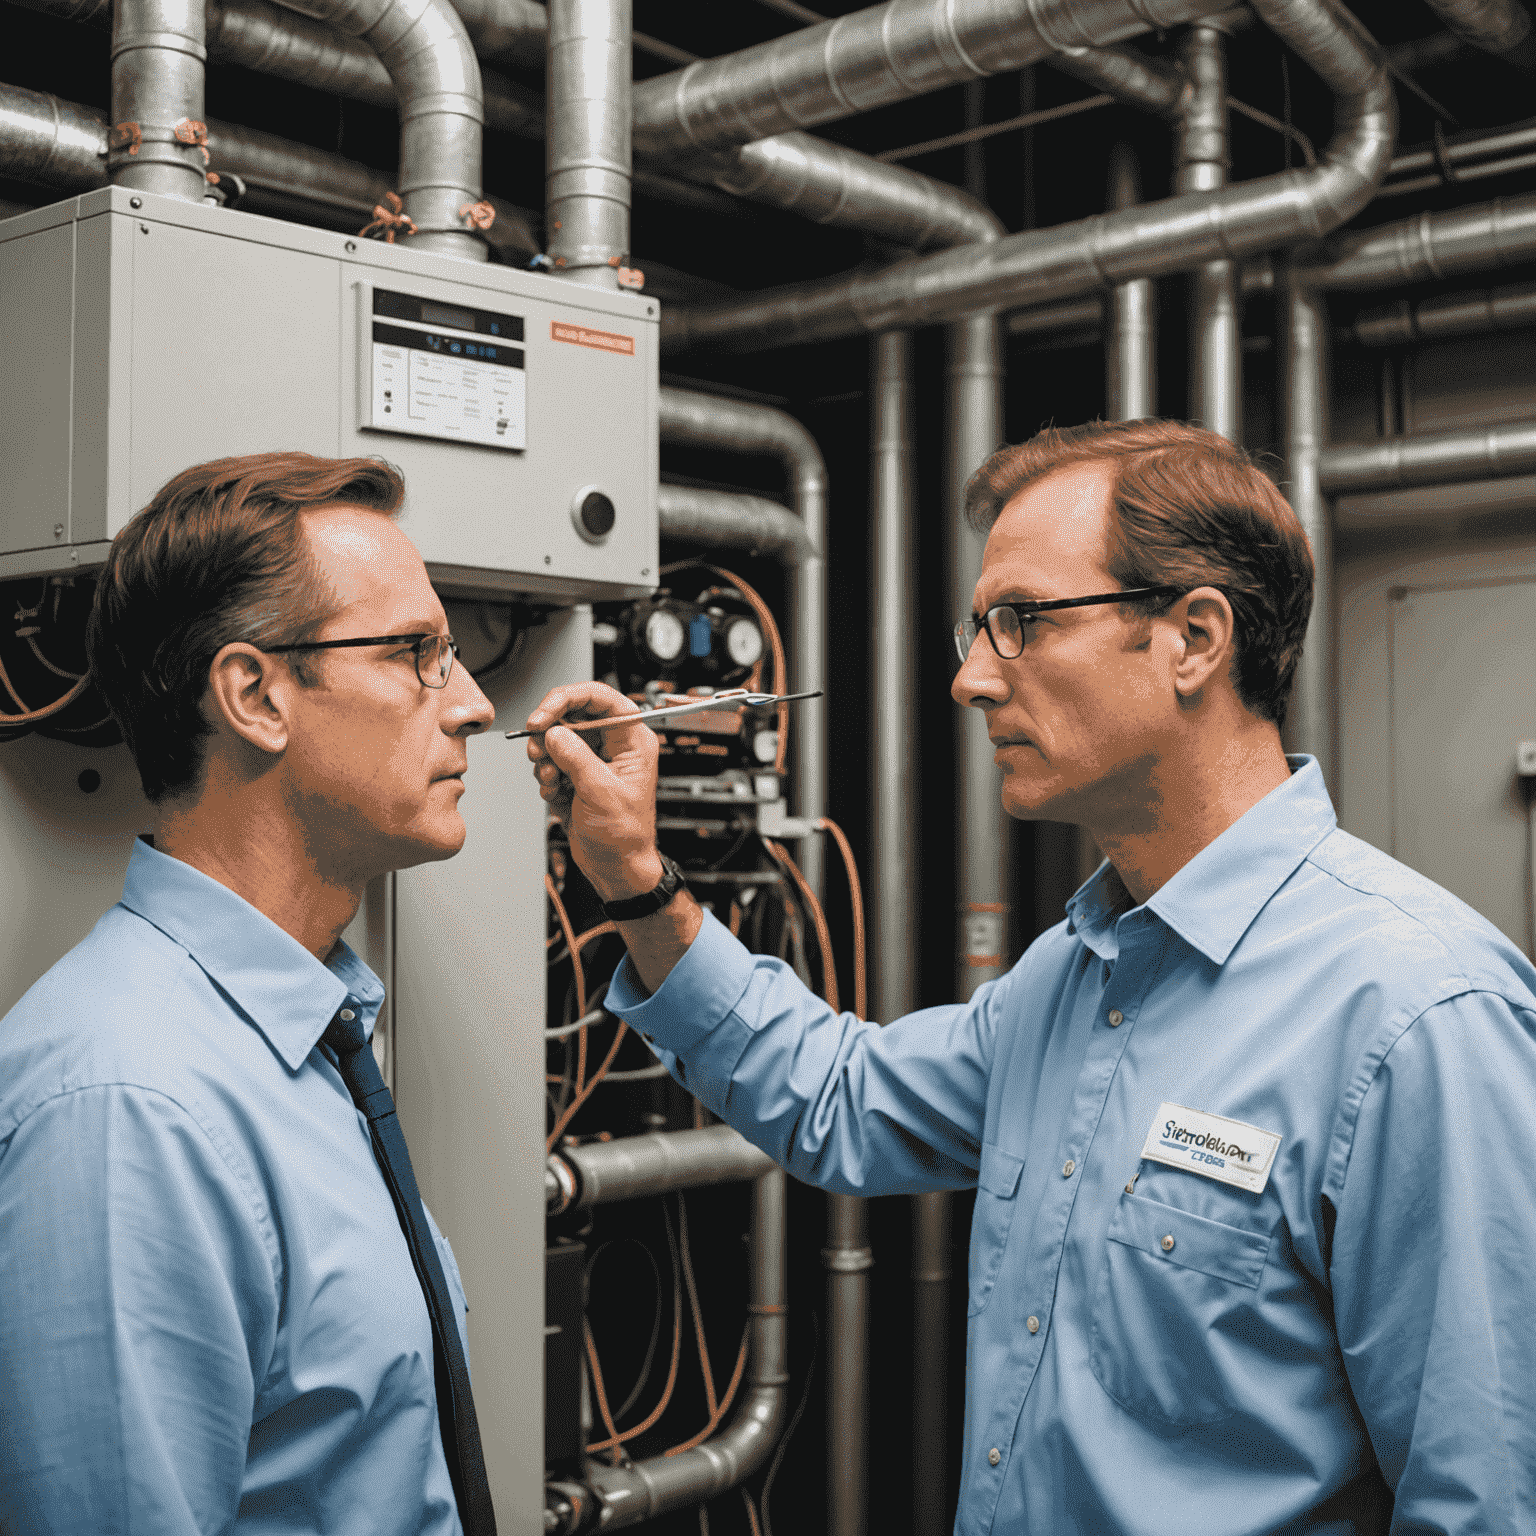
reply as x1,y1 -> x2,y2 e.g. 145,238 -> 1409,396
600,853 -> 688,921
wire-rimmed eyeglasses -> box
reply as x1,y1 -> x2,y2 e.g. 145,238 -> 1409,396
954,587 -> 1185,663
266,632 -> 460,688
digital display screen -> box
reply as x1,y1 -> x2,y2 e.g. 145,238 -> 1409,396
373,288 -> 525,341
420,300 -> 476,331
373,322 -> 524,367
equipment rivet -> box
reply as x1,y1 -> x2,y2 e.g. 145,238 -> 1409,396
53,523 -> 64,539
345,240 -> 356,253
544,555 -> 553,565
129,196 -> 142,209
139,223 -> 149,234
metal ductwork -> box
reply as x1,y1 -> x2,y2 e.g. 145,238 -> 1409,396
1106,143 -> 1156,417
1176,19 -> 1241,440
662,0 -> 1395,355
547,1125 -> 775,1212
1420,0 -> 1532,57
630,0 -> 1234,162
546,0 -> 630,285
1052,42 -> 1190,115
1318,419 -> 1536,493
109,0 -> 207,199
269,0 -> 486,260
1351,279 -> 1536,346
656,484 -> 817,567
575,1169 -> 789,1529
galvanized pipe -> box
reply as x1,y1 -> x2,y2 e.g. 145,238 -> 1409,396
1051,42 -> 1189,116
273,0 -> 487,260
546,0 -> 630,285
630,0 -> 1234,162
1317,419 -> 1536,493
580,1169 -> 789,1528
1105,144 -> 1156,418
1175,21 -> 1241,440
656,386 -> 829,897
1279,266 -> 1334,793
548,1124 -> 775,1211
657,484 -> 818,568
109,0 -> 208,199
1351,279 -> 1536,346
910,1189 -> 952,1536
661,0 -> 1394,355
824,1190 -> 872,1536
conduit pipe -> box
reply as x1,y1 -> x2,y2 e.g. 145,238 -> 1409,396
555,1170 -> 788,1530
109,0 -> 207,199
1317,419 -> 1536,493
657,386 -> 829,897
1106,144 -> 1156,418
546,0 -> 630,285
1351,279 -> 1536,346
630,0 -> 1234,162
545,1124 -> 774,1212
661,0 -> 1394,356
273,0 -> 486,260
656,484 -> 818,567
1176,20 -> 1241,440
1279,265 -> 1335,793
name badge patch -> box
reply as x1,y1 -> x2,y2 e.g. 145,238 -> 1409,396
1140,1103 -> 1282,1195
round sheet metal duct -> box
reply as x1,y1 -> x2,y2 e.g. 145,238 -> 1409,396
109,0 -> 208,199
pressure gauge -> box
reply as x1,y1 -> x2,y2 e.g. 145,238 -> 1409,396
725,617 -> 764,668
642,608 -> 687,664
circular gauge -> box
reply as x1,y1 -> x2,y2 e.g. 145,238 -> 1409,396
752,729 -> 779,764
725,617 -> 764,668
642,607 -> 687,663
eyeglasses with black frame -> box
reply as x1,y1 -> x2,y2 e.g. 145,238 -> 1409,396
955,587 -> 1186,663
266,633 -> 460,689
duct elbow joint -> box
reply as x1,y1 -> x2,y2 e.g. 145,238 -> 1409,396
545,1479 -> 601,1535
546,1152 -> 580,1214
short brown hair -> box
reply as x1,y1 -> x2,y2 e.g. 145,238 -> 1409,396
964,420 -> 1313,729
87,451 -> 405,803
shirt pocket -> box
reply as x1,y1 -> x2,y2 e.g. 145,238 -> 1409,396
1089,1192 -> 1272,1428
967,1143 -> 1025,1318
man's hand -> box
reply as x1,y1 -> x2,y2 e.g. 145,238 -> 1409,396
525,682 -> 665,902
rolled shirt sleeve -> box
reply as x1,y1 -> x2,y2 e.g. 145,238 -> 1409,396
607,909 -> 1000,1196
1329,990 -> 1536,1533
0,1083 -> 279,1534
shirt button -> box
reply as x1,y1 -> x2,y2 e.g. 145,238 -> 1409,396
1026,1315 -> 1039,1334
1161,1234 -> 1176,1252
339,1008 -> 356,1022
1107,1008 -> 1123,1027
988,1448 -> 1001,1466
1061,1159 -> 1075,1178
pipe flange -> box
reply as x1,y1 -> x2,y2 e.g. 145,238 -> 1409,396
546,1154 -> 579,1214
821,1245 -> 874,1274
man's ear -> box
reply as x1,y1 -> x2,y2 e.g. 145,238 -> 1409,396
204,642 -> 293,758
1171,586 -> 1237,704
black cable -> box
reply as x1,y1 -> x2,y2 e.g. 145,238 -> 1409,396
758,1309 -> 819,1536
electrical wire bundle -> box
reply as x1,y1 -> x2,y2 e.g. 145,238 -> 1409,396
0,578 -> 119,745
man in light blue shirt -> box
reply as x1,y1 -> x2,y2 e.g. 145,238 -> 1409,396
526,419 -> 1536,1534
0,452 -> 496,1533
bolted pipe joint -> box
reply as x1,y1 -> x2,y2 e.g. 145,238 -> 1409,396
546,0 -> 632,286
109,0 -> 209,199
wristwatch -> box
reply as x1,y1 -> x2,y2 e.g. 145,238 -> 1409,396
600,853 -> 689,921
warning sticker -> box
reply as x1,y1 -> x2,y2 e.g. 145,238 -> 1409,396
551,320 -> 635,356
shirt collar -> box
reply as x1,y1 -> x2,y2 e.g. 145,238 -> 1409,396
1065,756 -> 1337,968
119,837 -> 385,1071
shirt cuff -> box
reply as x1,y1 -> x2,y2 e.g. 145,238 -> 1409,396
605,908 -> 757,1055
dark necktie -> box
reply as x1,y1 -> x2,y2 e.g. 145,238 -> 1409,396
324,1009 -> 498,1536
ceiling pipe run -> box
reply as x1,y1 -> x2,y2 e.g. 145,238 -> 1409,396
1317,419 -> 1536,492
547,1124 -> 774,1211
109,0 -> 207,199
1052,42 -> 1190,115
545,0 -> 630,286
272,0 -> 487,260
1419,0 -> 1534,61
1350,279 -> 1536,346
1106,144 -> 1156,417
662,0 -> 1395,355
656,484 -> 817,566
630,0 -> 1235,162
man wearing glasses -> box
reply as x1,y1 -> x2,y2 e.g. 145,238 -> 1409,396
0,452 -> 499,1532
527,419 -> 1536,1534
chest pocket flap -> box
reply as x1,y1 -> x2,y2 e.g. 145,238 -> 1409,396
978,1142 -> 1024,1198
1106,1193 -> 1271,1288
968,1143 -> 1025,1318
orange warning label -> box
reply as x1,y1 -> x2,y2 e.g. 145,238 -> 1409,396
550,320 -> 635,355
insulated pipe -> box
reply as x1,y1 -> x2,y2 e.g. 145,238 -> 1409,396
656,386 -> 829,896
1175,21 -> 1241,440
1279,267 -> 1335,793
1351,280 -> 1536,346
656,484 -> 818,568
1105,144 -> 1156,418
109,0 -> 207,199
545,0 -> 630,285
575,1170 -> 789,1529
660,0 -> 1394,356
548,1124 -> 774,1211
630,0 -> 1234,162
1317,419 -> 1536,492
273,0 -> 486,260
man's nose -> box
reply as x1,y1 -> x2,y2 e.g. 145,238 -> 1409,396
445,665 -> 496,735
952,633 -> 1009,711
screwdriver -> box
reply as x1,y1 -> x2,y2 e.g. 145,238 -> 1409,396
505,688 -> 823,741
